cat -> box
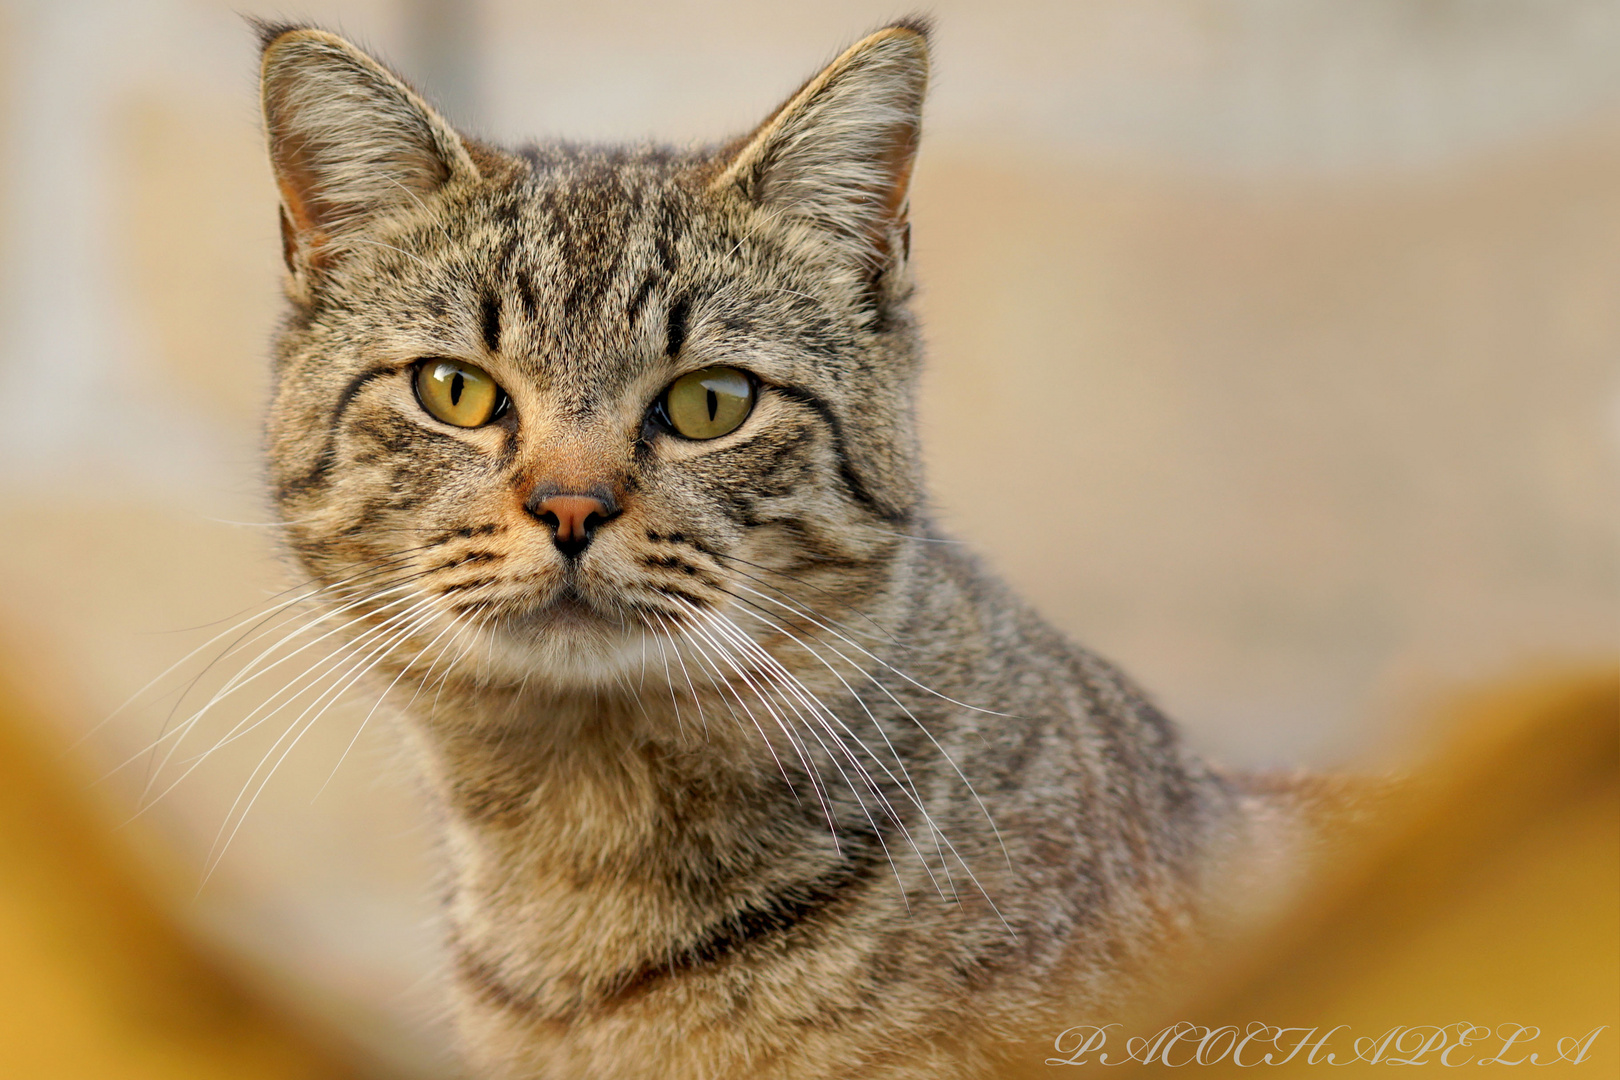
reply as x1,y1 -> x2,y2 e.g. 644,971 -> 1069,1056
255,19 -> 1302,1080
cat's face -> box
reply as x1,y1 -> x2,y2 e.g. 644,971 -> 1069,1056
260,27 -> 929,689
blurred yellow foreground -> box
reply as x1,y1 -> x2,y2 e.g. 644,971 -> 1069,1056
1,666 -> 1614,1079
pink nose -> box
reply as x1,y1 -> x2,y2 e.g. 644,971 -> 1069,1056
530,493 -> 615,557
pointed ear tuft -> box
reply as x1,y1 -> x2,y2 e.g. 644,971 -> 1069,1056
259,26 -> 478,283
885,15 -> 935,42
715,25 -> 929,277
249,17 -> 306,54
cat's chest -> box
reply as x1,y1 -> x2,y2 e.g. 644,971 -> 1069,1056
423,703 -> 747,858
427,737 -> 794,1015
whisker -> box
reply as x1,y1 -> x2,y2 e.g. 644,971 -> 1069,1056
702,549 -> 900,649
723,580 -> 1015,871
199,601 -> 444,885
701,589 -> 1014,921
649,611 -> 696,742
79,543 -> 440,754
663,615 -> 754,743
125,578 -> 437,795
316,600 -> 472,798
698,603 -> 954,906
394,601 -> 490,725
703,614 -> 921,904
730,581 -> 1018,720
649,614 -> 687,735
332,235 -> 433,269
672,605 -> 838,844
683,601 -> 934,903
420,600 -> 498,722
131,593 -> 440,820
851,524 -> 966,545
139,540 -> 444,636
131,549 -> 448,780
667,611 -> 807,805
713,612 -> 1016,934
705,598 -> 923,810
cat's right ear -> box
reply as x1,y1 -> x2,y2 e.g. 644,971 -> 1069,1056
257,24 -> 478,296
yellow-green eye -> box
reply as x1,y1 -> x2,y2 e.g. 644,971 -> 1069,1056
415,359 -> 504,428
663,366 -> 754,440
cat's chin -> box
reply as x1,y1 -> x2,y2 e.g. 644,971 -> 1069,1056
473,597 -> 669,690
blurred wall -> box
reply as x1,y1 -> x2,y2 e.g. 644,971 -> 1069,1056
0,0 -> 1615,1065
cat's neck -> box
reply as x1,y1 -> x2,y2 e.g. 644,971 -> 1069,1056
407,682 -> 775,833
401,677 -> 867,1017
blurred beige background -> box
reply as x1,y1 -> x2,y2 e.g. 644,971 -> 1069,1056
1,0 -> 1616,1071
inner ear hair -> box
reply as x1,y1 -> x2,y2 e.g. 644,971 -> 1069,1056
258,24 -> 479,282
715,22 -> 930,281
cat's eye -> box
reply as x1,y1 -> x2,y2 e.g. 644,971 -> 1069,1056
415,359 -> 506,428
661,366 -> 754,440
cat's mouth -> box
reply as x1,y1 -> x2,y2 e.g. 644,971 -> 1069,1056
470,577 -> 670,688
540,589 -> 603,628
498,580 -> 627,638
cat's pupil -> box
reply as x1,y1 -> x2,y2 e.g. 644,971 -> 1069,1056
706,388 -> 718,422
451,371 -> 465,406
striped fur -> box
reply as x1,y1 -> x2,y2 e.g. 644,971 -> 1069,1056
256,21 -> 1285,1079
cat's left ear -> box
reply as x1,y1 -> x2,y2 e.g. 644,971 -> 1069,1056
715,22 -> 929,287
257,23 -> 480,295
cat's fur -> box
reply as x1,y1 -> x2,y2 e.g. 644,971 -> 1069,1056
256,20 -> 1293,1079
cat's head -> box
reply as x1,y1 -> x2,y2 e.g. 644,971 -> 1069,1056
258,22 -> 930,688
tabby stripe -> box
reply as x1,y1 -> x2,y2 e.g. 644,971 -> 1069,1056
665,296 -> 690,357
447,826 -> 889,1021
425,523 -> 504,546
480,292 -> 502,354
653,585 -> 708,608
441,576 -> 498,593
654,216 -> 680,274
626,271 -> 658,327
450,942 -> 553,1019
333,365 -> 399,430
770,385 -> 907,524
514,270 -> 538,321
429,551 -> 502,573
278,364 -> 400,499
608,826 -> 890,1002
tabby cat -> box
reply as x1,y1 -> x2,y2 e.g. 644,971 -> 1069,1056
256,19 -> 1294,1079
